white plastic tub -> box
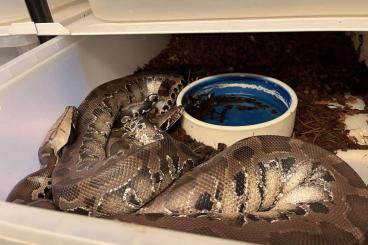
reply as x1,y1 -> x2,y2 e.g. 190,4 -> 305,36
0,35 -> 367,244
88,0 -> 368,22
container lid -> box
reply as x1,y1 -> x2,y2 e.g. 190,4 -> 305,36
3,0 -> 368,36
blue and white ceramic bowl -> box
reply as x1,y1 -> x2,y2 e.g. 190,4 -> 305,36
176,73 -> 298,148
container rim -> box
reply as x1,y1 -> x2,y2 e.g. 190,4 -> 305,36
176,73 -> 298,131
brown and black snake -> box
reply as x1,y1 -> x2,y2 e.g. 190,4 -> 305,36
6,74 -> 368,244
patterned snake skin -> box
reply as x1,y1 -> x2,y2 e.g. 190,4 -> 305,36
7,74 -> 368,244
119,136 -> 368,244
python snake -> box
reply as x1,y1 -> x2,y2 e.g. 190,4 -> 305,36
7,74 -> 368,244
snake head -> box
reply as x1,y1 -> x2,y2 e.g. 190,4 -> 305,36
155,75 -> 187,114
151,106 -> 184,131
121,106 -> 184,146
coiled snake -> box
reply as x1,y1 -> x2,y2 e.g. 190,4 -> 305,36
7,74 -> 368,244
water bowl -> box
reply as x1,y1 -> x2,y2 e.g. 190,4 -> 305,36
176,73 -> 298,148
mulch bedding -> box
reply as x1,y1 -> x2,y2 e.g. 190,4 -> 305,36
135,32 -> 368,158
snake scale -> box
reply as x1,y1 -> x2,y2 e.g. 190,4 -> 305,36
7,74 -> 368,245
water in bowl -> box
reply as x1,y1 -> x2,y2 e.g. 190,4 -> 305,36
185,93 -> 288,126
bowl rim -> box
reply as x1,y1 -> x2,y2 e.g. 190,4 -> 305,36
176,73 -> 298,131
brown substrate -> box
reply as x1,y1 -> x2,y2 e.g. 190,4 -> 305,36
136,33 -> 368,154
